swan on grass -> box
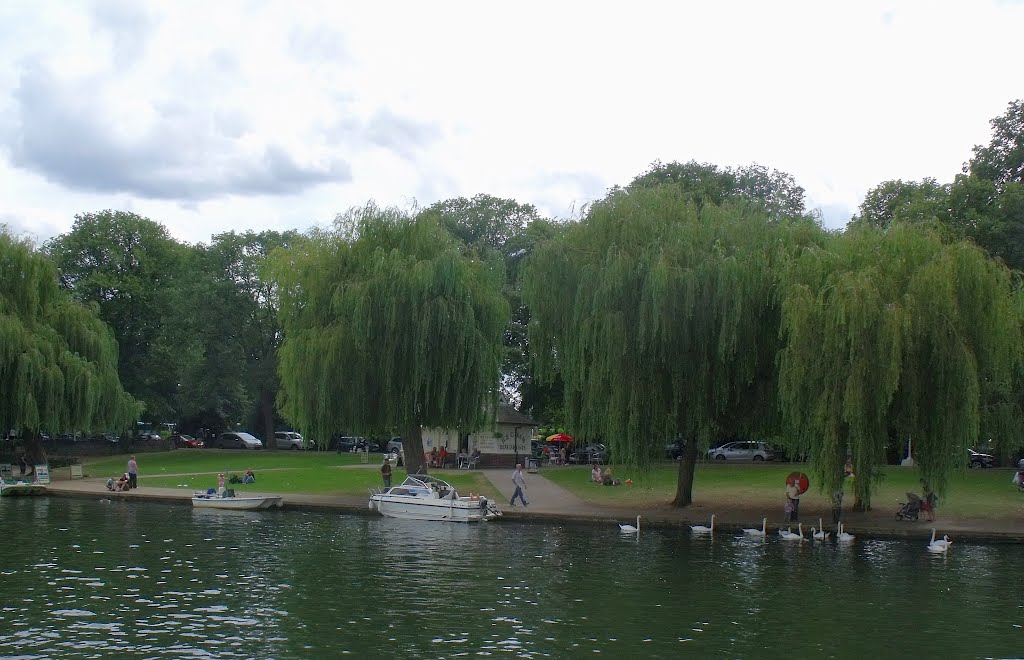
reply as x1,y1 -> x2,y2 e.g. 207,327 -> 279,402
780,523 -> 805,541
812,518 -> 830,541
837,522 -> 855,543
619,515 -> 640,533
742,517 -> 767,538
690,514 -> 715,534
927,528 -> 952,553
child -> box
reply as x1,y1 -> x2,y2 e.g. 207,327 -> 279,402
784,497 -> 795,522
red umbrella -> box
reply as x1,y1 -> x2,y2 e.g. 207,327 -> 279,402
546,433 -> 574,443
786,471 -> 809,495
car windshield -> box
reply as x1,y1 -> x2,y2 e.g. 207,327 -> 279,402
236,433 -> 258,441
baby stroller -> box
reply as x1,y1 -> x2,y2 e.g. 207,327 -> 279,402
895,492 -> 921,521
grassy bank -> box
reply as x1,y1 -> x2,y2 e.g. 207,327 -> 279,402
542,463 -> 1024,520
82,450 -> 499,499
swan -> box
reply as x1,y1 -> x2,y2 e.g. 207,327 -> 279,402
742,517 -> 767,537
619,515 -> 640,533
812,518 -> 830,541
927,529 -> 952,552
690,514 -> 715,534
837,522 -> 855,543
780,523 -> 805,541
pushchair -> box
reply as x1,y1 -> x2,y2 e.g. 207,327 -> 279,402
895,492 -> 921,521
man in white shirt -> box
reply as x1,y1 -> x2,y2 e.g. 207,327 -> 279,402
510,464 -> 528,507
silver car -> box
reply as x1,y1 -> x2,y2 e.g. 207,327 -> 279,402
218,432 -> 264,450
275,431 -> 305,450
707,441 -> 774,462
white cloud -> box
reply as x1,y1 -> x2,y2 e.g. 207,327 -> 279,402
0,0 -> 1021,244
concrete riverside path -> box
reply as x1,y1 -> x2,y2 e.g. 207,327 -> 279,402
481,465 -> 592,515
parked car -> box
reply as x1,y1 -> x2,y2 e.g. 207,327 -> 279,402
333,436 -> 379,453
385,437 -> 403,455
706,441 -> 775,462
275,431 -> 305,450
171,433 -> 203,448
569,444 -> 606,464
217,432 -> 263,450
968,448 -> 996,469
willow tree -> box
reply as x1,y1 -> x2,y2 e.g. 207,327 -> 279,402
523,186 -> 823,505
0,230 -> 140,463
777,224 -> 1019,510
273,204 -> 509,474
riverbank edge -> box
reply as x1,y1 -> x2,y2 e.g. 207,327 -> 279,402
44,484 -> 1024,544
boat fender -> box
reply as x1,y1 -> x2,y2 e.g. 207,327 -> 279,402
368,501 -> 375,510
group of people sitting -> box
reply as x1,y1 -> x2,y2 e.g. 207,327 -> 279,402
106,473 -> 131,492
429,447 -> 448,468
229,469 -> 256,484
591,464 -> 621,486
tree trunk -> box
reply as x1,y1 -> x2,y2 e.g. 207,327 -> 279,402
402,422 -> 427,475
24,431 -> 47,466
259,385 -> 276,451
672,440 -> 699,507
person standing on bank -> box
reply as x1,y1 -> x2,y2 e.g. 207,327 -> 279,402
785,478 -> 801,522
381,455 -> 393,489
510,463 -> 528,507
127,455 -> 139,490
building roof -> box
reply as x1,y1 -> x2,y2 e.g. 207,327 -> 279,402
496,403 -> 539,427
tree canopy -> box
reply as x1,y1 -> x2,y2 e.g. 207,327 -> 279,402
0,229 -> 139,458
777,224 -> 1020,506
524,185 -> 822,504
273,204 -> 509,473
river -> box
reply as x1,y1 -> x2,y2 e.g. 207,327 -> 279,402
0,497 -> 1020,658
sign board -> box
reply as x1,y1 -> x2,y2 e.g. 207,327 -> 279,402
0,463 -> 11,481
34,464 -> 50,484
70,464 -> 83,479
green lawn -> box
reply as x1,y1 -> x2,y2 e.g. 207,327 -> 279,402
543,462 -> 1024,519
83,450 -> 499,499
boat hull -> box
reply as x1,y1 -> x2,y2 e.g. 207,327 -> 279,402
369,495 -> 497,522
191,495 -> 283,510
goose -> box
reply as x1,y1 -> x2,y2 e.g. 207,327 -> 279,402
812,518 -> 830,541
619,515 -> 641,533
837,522 -> 855,543
927,529 -> 952,551
780,523 -> 805,541
690,514 -> 715,534
742,517 -> 767,537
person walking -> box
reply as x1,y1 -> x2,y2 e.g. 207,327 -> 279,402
381,455 -> 393,489
510,463 -> 528,507
127,455 -> 139,490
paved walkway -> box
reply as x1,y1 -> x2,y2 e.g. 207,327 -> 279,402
42,471 -> 1024,543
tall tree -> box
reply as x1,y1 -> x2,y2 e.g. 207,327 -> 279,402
205,230 -> 298,446
777,224 -> 1019,509
851,178 -> 952,230
524,186 -> 822,505
43,211 -> 190,424
629,160 -> 807,218
273,204 -> 509,474
0,229 -> 140,462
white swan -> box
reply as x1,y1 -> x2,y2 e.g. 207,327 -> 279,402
690,514 -> 715,534
619,515 -> 640,533
812,518 -> 830,541
837,522 -> 855,543
742,517 -> 767,537
780,522 -> 805,541
927,528 -> 952,552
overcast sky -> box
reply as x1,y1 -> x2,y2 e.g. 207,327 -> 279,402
1,1 -> 1021,245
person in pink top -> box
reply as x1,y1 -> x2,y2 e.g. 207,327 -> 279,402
127,456 -> 139,489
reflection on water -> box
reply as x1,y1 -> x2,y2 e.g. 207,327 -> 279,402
0,497 -> 1021,658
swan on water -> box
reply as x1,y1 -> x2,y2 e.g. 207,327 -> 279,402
837,522 -> 855,543
812,518 -> 829,541
780,523 -> 804,541
742,517 -> 767,537
619,515 -> 640,533
927,528 -> 952,553
690,514 -> 715,534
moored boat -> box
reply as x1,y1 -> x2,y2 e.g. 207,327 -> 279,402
0,481 -> 48,496
368,474 -> 501,522
191,490 -> 283,510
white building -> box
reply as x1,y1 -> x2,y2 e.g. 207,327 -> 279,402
421,403 -> 540,467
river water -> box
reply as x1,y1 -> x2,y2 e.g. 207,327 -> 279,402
0,497 -> 1020,658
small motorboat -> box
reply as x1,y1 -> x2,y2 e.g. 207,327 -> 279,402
0,480 -> 48,497
368,474 -> 501,522
191,489 -> 283,510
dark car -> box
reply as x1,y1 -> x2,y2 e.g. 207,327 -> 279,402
968,449 -> 996,469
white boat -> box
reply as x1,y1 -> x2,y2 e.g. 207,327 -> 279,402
368,474 -> 502,522
191,490 -> 283,510
0,481 -> 48,496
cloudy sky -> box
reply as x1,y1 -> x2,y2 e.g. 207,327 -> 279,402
1,1 -> 1022,245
